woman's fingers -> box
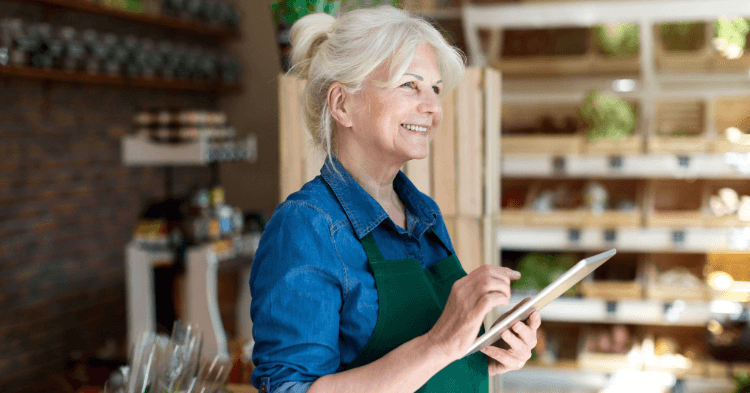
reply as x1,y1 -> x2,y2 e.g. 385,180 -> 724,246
463,266 -> 519,308
511,321 -> 537,348
500,329 -> 528,354
528,310 -> 542,330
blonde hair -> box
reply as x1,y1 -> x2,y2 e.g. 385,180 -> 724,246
288,5 -> 465,164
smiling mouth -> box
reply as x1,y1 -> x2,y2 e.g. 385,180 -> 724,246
401,124 -> 429,133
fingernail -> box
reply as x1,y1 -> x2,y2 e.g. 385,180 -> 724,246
512,270 -> 521,277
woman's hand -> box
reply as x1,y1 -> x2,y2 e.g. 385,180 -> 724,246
481,298 -> 542,376
424,265 -> 521,362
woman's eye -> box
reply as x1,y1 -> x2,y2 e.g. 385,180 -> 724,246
401,81 -> 416,89
432,86 -> 440,94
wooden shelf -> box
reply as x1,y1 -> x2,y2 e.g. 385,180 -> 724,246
502,153 -> 750,179
122,134 -> 257,166
13,0 -> 239,39
497,226 -> 743,253
0,65 -> 241,93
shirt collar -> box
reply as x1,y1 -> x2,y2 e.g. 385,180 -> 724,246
321,156 -> 437,239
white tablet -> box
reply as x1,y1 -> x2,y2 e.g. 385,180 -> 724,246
464,249 -> 617,357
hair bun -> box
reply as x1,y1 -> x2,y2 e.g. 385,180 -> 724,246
289,12 -> 336,79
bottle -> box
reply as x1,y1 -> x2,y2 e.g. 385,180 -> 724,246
102,33 -> 123,76
158,40 -> 176,80
122,34 -> 140,77
219,53 -> 241,84
60,26 -> 86,72
81,29 -> 100,74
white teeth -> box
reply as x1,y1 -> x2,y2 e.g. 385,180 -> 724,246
401,124 -> 428,132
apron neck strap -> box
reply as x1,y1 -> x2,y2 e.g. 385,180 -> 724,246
360,232 -> 386,263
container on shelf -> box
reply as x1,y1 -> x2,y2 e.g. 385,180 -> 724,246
643,253 -> 710,302
580,253 -> 644,300
487,26 -> 640,77
644,179 -> 706,228
582,179 -> 642,228
703,180 -> 750,228
641,326 -> 708,377
713,98 -> 750,153
655,22 -> 714,72
501,102 -> 585,155
499,178 -> 533,226
582,99 -> 642,155
648,100 -> 710,154
577,324 -> 643,373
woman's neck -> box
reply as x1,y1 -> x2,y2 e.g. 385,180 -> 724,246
336,145 -> 407,228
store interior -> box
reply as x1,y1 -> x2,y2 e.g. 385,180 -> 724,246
2,0 -> 750,392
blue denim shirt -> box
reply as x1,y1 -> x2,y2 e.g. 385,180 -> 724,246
249,156 -> 456,393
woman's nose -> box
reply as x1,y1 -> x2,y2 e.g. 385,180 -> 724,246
418,90 -> 441,114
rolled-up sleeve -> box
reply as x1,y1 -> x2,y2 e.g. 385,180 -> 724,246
250,201 -> 346,393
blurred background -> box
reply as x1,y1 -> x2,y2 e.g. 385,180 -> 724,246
1,0 -> 749,392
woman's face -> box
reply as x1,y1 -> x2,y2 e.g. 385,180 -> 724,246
346,42 -> 443,164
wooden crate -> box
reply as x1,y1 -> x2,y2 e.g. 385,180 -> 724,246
641,330 -> 707,377
584,134 -> 644,155
643,254 -> 710,302
580,254 -> 644,300
489,26 -> 639,76
583,100 -> 644,155
501,102 -> 585,155
502,135 -> 584,155
712,98 -> 750,153
498,209 -> 528,226
527,209 -> 587,227
577,326 -> 643,373
648,100 -> 709,154
644,179 -> 707,228
703,179 -> 750,228
583,210 -> 642,228
654,23 -> 714,72
580,279 -> 643,300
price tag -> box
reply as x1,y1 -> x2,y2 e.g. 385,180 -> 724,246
552,156 -> 566,174
606,301 -> 618,316
677,155 -> 691,169
568,228 -> 581,242
672,379 -> 686,393
671,230 -> 686,246
608,155 -> 623,170
663,300 -> 685,323
604,229 -> 617,243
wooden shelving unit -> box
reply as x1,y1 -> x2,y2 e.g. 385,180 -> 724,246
451,2 -> 750,392
0,64 -> 242,93
8,0 -> 240,39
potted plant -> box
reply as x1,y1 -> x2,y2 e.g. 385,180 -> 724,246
579,90 -> 637,142
270,0 -> 401,71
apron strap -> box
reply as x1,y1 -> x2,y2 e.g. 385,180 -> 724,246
360,232 -> 386,263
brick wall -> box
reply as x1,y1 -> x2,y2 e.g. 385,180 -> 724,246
0,71 -> 217,392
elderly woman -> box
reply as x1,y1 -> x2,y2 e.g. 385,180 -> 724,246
250,5 -> 541,393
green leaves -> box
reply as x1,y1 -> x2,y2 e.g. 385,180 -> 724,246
715,17 -> 750,49
513,253 -> 579,297
579,90 -> 637,142
734,372 -> 750,393
270,0 -> 402,27
594,24 -> 639,57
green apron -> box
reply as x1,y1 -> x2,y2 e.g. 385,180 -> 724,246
345,229 -> 489,392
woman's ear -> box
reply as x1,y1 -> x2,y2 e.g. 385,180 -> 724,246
328,82 -> 353,128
